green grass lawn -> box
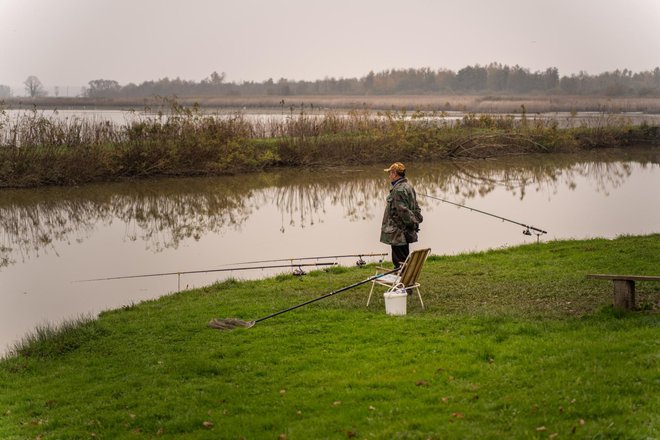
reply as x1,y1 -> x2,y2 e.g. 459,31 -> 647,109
1,235 -> 658,439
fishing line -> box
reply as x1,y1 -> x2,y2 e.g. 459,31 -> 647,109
418,193 -> 547,239
73,262 -> 337,283
217,253 -> 387,267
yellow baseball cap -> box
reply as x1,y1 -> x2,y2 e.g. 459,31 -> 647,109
384,162 -> 406,173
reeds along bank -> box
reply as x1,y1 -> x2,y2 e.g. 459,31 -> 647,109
0,107 -> 658,188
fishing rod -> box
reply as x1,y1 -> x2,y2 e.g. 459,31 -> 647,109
208,268 -> 401,330
73,262 -> 337,290
218,252 -> 388,267
418,193 -> 547,238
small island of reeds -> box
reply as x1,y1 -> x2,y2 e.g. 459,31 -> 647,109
1,99 -> 658,188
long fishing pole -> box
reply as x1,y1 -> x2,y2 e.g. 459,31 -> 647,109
209,268 -> 401,330
418,193 -> 547,237
73,262 -> 337,283
219,252 -> 388,267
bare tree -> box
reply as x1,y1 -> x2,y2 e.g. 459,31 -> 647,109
203,71 -> 225,85
24,76 -> 47,97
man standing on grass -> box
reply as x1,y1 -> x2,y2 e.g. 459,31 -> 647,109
380,162 -> 423,268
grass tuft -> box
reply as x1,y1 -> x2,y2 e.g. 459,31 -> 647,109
4,315 -> 107,360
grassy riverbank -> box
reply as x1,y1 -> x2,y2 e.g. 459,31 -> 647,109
1,102 -> 659,188
1,234 -> 658,439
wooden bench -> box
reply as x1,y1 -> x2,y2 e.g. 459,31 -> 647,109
586,274 -> 660,310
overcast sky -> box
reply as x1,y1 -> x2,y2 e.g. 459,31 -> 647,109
1,0 -> 659,95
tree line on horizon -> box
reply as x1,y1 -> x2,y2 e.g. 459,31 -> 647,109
4,63 -> 660,99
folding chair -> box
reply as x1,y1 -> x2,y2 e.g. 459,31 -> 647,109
367,248 -> 431,309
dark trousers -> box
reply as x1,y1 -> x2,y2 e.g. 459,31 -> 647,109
392,244 -> 410,268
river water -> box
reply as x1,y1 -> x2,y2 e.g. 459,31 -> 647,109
4,108 -> 660,130
1,148 -> 659,353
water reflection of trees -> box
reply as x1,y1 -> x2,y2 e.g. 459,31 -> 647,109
269,151 -> 656,227
0,150 -> 657,268
0,197 -> 109,267
0,178 -> 263,268
269,173 -> 384,232
431,156 -> 636,201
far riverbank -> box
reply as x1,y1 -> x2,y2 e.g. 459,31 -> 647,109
5,94 -> 660,114
1,102 -> 658,188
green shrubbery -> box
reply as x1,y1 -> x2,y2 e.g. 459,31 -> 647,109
1,103 -> 658,187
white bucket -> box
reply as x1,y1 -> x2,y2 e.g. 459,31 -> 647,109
384,287 -> 407,316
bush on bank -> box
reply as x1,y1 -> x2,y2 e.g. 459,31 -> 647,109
1,104 -> 658,187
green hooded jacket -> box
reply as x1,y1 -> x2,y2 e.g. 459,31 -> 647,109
380,177 -> 423,246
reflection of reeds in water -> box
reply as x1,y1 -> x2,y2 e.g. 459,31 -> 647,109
433,158 -> 634,200
272,185 -> 324,230
269,177 -> 383,232
0,152 -> 654,268
0,198 -> 108,266
0,179 -> 261,268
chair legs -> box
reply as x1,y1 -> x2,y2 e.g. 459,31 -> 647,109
366,276 -> 377,307
414,287 -> 425,310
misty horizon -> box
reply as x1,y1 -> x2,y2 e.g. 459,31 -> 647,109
3,63 -> 660,99
2,0 -> 659,97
